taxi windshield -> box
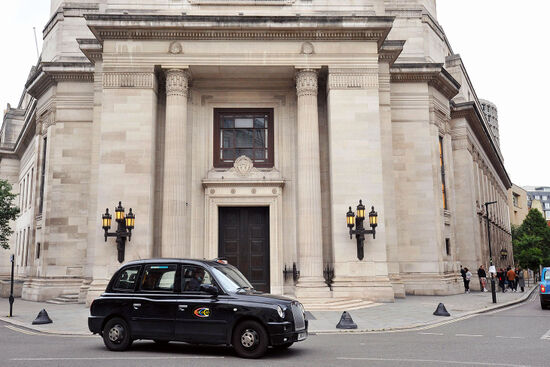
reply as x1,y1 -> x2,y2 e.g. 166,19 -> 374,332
211,265 -> 254,293
545,271 -> 550,281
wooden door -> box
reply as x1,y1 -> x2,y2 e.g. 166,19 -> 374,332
218,207 -> 270,292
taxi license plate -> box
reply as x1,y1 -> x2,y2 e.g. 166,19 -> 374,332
297,332 -> 307,341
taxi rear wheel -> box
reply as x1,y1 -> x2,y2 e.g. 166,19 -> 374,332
232,320 -> 268,359
102,317 -> 132,351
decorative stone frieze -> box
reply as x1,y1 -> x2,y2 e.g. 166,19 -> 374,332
296,69 -> 318,97
103,72 -> 156,89
166,69 -> 190,97
229,156 -> 260,177
327,68 -> 379,90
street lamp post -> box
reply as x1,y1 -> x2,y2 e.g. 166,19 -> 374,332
485,200 -> 497,304
102,201 -> 135,263
346,200 -> 378,261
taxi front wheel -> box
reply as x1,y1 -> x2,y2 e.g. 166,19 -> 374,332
102,317 -> 133,351
232,320 -> 269,359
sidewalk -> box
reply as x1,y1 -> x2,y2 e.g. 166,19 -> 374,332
0,286 -> 537,336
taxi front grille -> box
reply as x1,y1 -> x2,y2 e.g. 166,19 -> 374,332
291,302 -> 305,331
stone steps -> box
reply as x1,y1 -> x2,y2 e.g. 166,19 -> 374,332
46,293 -> 80,304
298,298 -> 379,311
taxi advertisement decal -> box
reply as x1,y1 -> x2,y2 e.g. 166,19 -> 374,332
194,307 -> 210,318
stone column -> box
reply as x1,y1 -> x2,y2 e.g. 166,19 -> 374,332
161,69 -> 189,258
294,69 -> 330,298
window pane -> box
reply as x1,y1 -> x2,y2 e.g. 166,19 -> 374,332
235,117 -> 253,128
236,130 -> 253,148
113,266 -> 141,291
222,130 -> 234,148
254,149 -> 266,160
254,130 -> 266,148
236,149 -> 253,160
182,266 -> 214,292
222,117 -> 234,128
141,264 -> 177,292
254,117 -> 266,128
222,149 -> 235,161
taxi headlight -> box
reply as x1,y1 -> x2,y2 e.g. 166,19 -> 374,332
298,302 -> 305,316
277,305 -> 285,319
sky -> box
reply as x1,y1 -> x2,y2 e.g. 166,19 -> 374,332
0,0 -> 548,187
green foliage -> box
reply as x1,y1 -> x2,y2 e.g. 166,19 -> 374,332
512,209 -> 550,269
0,179 -> 20,249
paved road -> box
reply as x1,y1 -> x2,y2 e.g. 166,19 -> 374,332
1,292 -> 548,367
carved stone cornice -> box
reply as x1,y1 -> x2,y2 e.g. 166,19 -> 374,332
327,68 -> 379,90
165,69 -> 189,97
77,38 -> 103,64
25,62 -> 94,99
378,40 -> 405,66
189,0 -> 295,4
296,69 -> 318,97
451,101 -> 511,188
103,72 -> 157,90
84,14 -> 394,47
390,63 -> 460,100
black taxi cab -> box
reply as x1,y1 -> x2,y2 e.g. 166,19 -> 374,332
88,258 -> 308,358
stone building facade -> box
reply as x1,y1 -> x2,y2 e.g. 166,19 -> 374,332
0,0 -> 512,304
508,184 -> 528,227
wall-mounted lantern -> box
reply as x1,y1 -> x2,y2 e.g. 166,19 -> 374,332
102,201 -> 135,263
346,199 -> 378,261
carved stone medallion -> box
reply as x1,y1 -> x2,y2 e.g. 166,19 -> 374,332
301,42 -> 315,55
169,41 -> 183,54
233,155 -> 254,177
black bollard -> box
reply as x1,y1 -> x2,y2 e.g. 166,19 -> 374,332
336,311 -> 358,329
32,309 -> 53,325
9,254 -> 14,317
433,303 -> 450,317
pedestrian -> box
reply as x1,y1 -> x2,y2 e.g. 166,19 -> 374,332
518,267 -> 525,292
507,266 -> 517,292
464,267 -> 472,293
497,268 -> 506,293
478,265 -> 488,292
460,265 -> 467,292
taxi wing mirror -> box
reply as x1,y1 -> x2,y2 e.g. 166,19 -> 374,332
200,284 -> 219,296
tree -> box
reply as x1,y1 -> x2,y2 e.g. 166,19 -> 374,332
0,179 -> 19,249
512,209 -> 550,270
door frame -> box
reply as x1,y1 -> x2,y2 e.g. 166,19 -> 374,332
203,190 -> 284,295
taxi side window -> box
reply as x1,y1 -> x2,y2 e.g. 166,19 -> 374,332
113,266 -> 141,291
181,266 -> 214,293
140,264 -> 177,292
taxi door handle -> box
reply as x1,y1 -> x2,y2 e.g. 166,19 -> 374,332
178,305 -> 188,311
133,303 -> 141,310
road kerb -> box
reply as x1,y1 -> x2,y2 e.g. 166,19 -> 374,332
311,285 -> 539,335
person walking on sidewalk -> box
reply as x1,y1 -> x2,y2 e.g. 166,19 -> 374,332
507,266 -> 517,292
464,268 -> 472,293
478,265 -> 488,292
497,268 -> 506,292
461,265 -> 467,292
517,267 -> 525,292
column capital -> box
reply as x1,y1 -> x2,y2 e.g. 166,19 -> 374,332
295,69 -> 318,97
165,69 -> 190,97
